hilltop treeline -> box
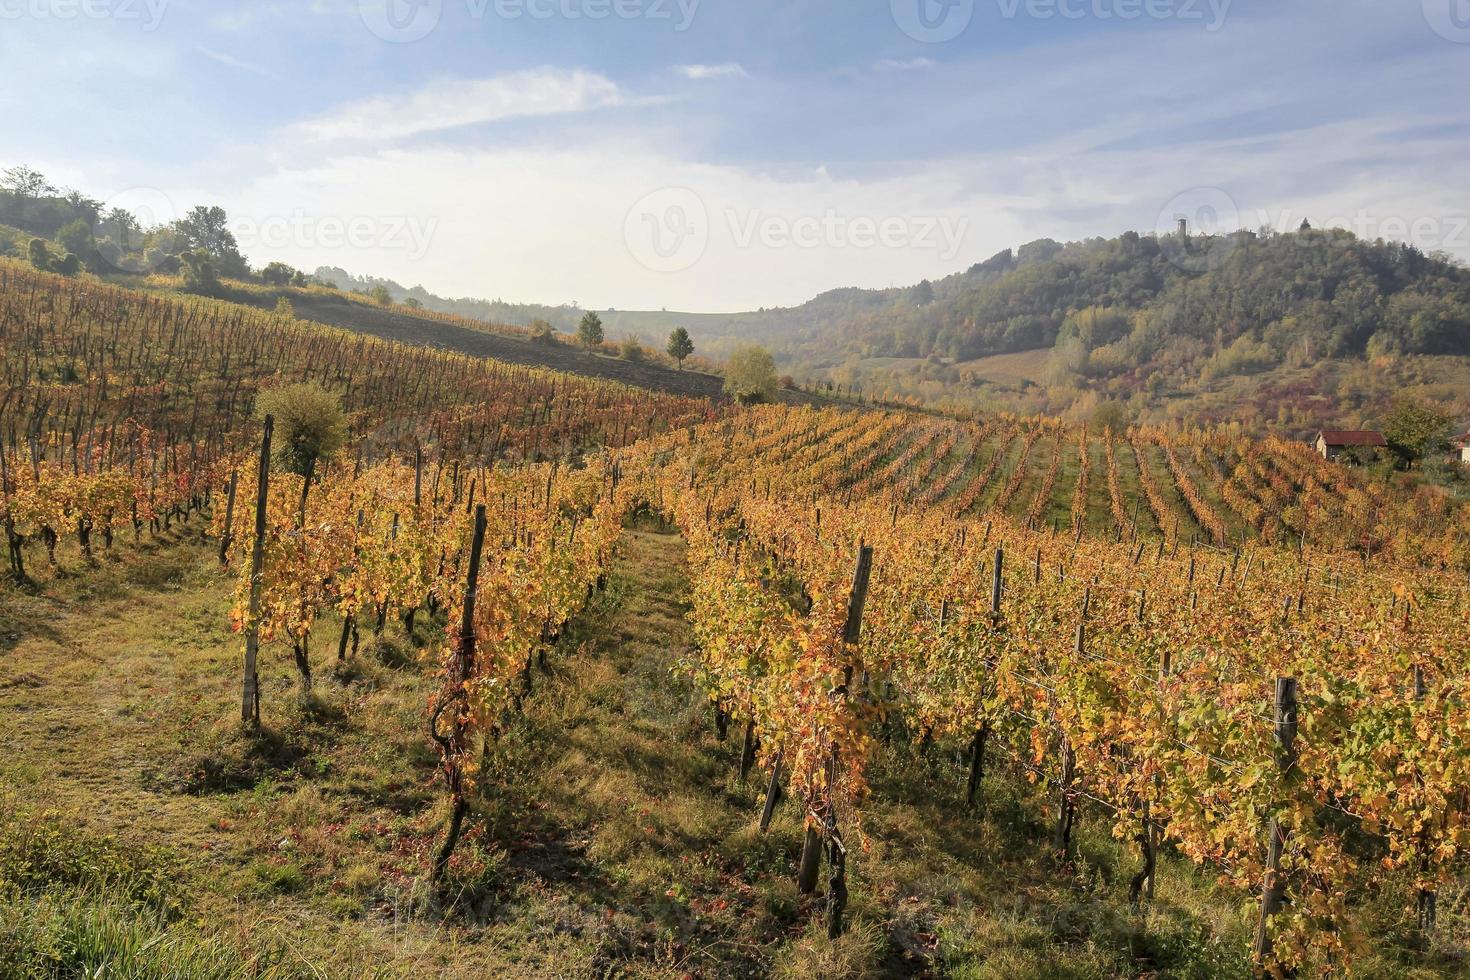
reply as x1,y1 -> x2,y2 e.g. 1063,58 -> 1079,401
803,228 -> 1470,366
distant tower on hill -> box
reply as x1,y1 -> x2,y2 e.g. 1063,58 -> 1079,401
1178,217 -> 1189,240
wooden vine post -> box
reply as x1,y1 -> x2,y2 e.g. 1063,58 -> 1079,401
759,749 -> 785,833
218,468 -> 238,566
431,504 -> 488,886
240,416 -> 272,727
0,448 -> 22,580
966,548 -> 1004,811
825,541 -> 872,939
1414,664 -> 1436,933
1055,617 -> 1083,861
1253,677 -> 1299,974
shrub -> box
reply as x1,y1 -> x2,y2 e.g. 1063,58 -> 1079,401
179,249 -> 219,295
26,238 -> 51,272
723,345 -> 779,405
254,382 -> 347,477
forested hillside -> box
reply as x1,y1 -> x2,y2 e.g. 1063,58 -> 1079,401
795,228 -> 1470,363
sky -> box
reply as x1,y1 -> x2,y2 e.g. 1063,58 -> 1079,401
3,0 -> 1469,312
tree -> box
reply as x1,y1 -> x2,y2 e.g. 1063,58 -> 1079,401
529,319 -> 556,345
61,189 -> 102,224
577,311 -> 604,352
404,297 -> 423,310
666,327 -> 694,369
53,252 -> 81,277
1,166 -> 56,199
1381,397 -> 1453,469
179,249 -> 220,295
255,383 -> 347,477
102,207 -> 141,251
369,284 -> 393,306
723,344 -> 779,405
174,205 -> 248,278
26,238 -> 52,272
260,261 -> 297,286
275,297 -> 295,318
620,336 -> 646,362
1091,400 -> 1129,435
56,219 -> 97,270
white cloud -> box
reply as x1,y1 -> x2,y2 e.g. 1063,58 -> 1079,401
217,105 -> 1470,316
875,57 -> 936,72
676,63 -> 750,81
292,68 -> 627,142
196,46 -> 281,79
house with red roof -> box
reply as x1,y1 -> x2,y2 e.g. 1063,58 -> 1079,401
1314,429 -> 1387,463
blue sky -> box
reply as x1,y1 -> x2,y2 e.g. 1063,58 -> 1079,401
3,0 -> 1468,311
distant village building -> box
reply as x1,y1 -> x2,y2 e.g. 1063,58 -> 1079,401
1455,432 -> 1470,465
1314,430 -> 1386,462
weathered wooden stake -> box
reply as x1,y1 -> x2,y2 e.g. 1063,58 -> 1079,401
759,750 -> 784,833
990,547 -> 1004,622
241,417 -> 272,727
1414,665 -> 1437,933
797,823 -> 823,894
218,469 -> 238,565
739,720 -> 758,783
1253,677 -> 1298,973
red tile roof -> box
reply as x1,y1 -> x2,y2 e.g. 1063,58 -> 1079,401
1317,430 -> 1386,447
